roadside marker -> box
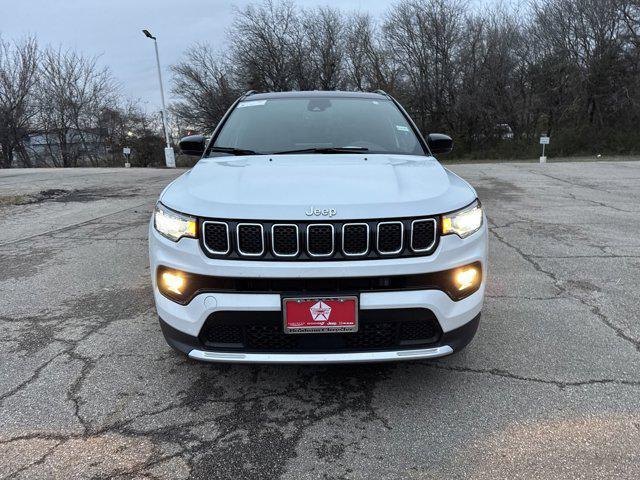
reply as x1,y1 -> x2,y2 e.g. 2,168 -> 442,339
539,135 -> 550,163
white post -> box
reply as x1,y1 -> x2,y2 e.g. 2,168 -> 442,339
152,38 -> 175,168
539,135 -> 549,163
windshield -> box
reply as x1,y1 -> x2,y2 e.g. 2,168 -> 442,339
210,97 -> 425,156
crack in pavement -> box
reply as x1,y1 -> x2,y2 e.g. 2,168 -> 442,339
0,201 -> 154,248
0,287 -> 154,415
2,364 -> 393,479
4,439 -> 65,478
486,294 -> 564,300
489,227 -> 640,353
425,363 -> 640,390
528,254 -> 640,259
526,169 -> 612,194
115,365 -> 392,479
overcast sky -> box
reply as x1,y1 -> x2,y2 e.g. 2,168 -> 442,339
0,0 -> 395,112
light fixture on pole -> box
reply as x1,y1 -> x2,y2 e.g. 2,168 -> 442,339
142,29 -> 175,168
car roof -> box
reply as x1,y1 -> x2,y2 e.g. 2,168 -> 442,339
243,90 -> 388,101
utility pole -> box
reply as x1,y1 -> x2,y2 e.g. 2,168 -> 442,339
142,29 -> 175,168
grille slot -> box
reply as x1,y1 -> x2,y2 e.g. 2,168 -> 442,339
399,319 -> 440,344
344,321 -> 395,349
377,222 -> 403,254
272,224 -> 299,257
307,224 -> 334,256
246,324 -> 298,350
342,223 -> 369,256
200,323 -> 243,347
411,219 -> 436,252
237,223 -> 264,256
202,221 -> 230,254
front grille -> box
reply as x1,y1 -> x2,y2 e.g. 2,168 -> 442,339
272,224 -> 299,257
201,216 -> 438,261
342,223 -> 369,256
411,219 -> 436,252
307,224 -> 334,256
199,309 -> 442,353
237,223 -> 264,255
377,222 -> 403,254
202,222 -> 229,254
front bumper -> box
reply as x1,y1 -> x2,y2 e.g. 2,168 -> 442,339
160,313 -> 480,363
149,219 -> 488,363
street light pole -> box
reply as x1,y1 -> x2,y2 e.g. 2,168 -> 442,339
143,29 -> 175,168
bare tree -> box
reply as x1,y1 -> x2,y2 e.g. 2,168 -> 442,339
0,37 -> 38,168
229,0 -> 300,91
303,7 -> 346,90
384,0 -> 467,131
33,48 -> 117,167
171,43 -> 239,132
161,0 -> 639,158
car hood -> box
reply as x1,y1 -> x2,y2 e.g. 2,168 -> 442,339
160,154 -> 476,220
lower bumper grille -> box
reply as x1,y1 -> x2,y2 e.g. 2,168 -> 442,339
199,309 -> 442,353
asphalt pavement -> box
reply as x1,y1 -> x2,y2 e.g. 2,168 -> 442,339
0,162 -> 639,479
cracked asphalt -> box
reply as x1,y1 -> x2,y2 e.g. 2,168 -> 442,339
0,162 -> 639,479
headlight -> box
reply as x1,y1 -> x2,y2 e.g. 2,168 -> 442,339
442,200 -> 483,238
154,203 -> 197,241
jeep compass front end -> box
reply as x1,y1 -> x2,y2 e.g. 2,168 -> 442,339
149,90 -> 488,363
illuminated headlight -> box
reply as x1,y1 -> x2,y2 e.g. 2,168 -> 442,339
442,200 -> 483,238
154,203 -> 197,242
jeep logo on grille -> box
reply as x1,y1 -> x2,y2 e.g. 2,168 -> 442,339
305,206 -> 337,217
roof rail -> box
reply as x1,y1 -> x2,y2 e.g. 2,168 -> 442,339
372,89 -> 388,97
242,90 -> 258,98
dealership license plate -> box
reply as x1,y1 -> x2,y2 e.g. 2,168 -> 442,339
282,296 -> 358,334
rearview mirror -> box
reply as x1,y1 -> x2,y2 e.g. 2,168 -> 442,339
427,133 -> 453,155
179,135 -> 206,156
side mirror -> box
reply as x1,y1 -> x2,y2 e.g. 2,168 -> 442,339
427,133 -> 453,155
178,135 -> 206,156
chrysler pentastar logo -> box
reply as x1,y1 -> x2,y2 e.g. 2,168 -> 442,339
310,301 -> 332,321
305,206 -> 337,217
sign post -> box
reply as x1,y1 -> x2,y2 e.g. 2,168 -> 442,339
123,147 -> 131,168
539,136 -> 550,163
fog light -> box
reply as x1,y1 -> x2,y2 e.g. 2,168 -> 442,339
454,266 -> 479,291
161,271 -> 185,295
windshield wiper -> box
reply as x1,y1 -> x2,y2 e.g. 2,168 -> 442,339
209,146 -> 260,156
270,146 -> 369,154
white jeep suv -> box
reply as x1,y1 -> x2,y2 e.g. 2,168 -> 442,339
149,90 -> 487,363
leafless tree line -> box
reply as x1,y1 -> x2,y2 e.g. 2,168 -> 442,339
171,0 -> 640,158
0,38 -> 164,168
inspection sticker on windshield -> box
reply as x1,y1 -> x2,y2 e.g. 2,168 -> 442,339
396,125 -> 410,132
238,100 -> 267,108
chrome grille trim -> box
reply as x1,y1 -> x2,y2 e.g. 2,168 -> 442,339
201,221 -> 230,255
200,217 -> 437,261
410,219 -> 437,252
306,224 -> 335,257
236,223 -> 265,257
376,221 -> 404,255
342,223 -> 370,256
271,224 -> 300,257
